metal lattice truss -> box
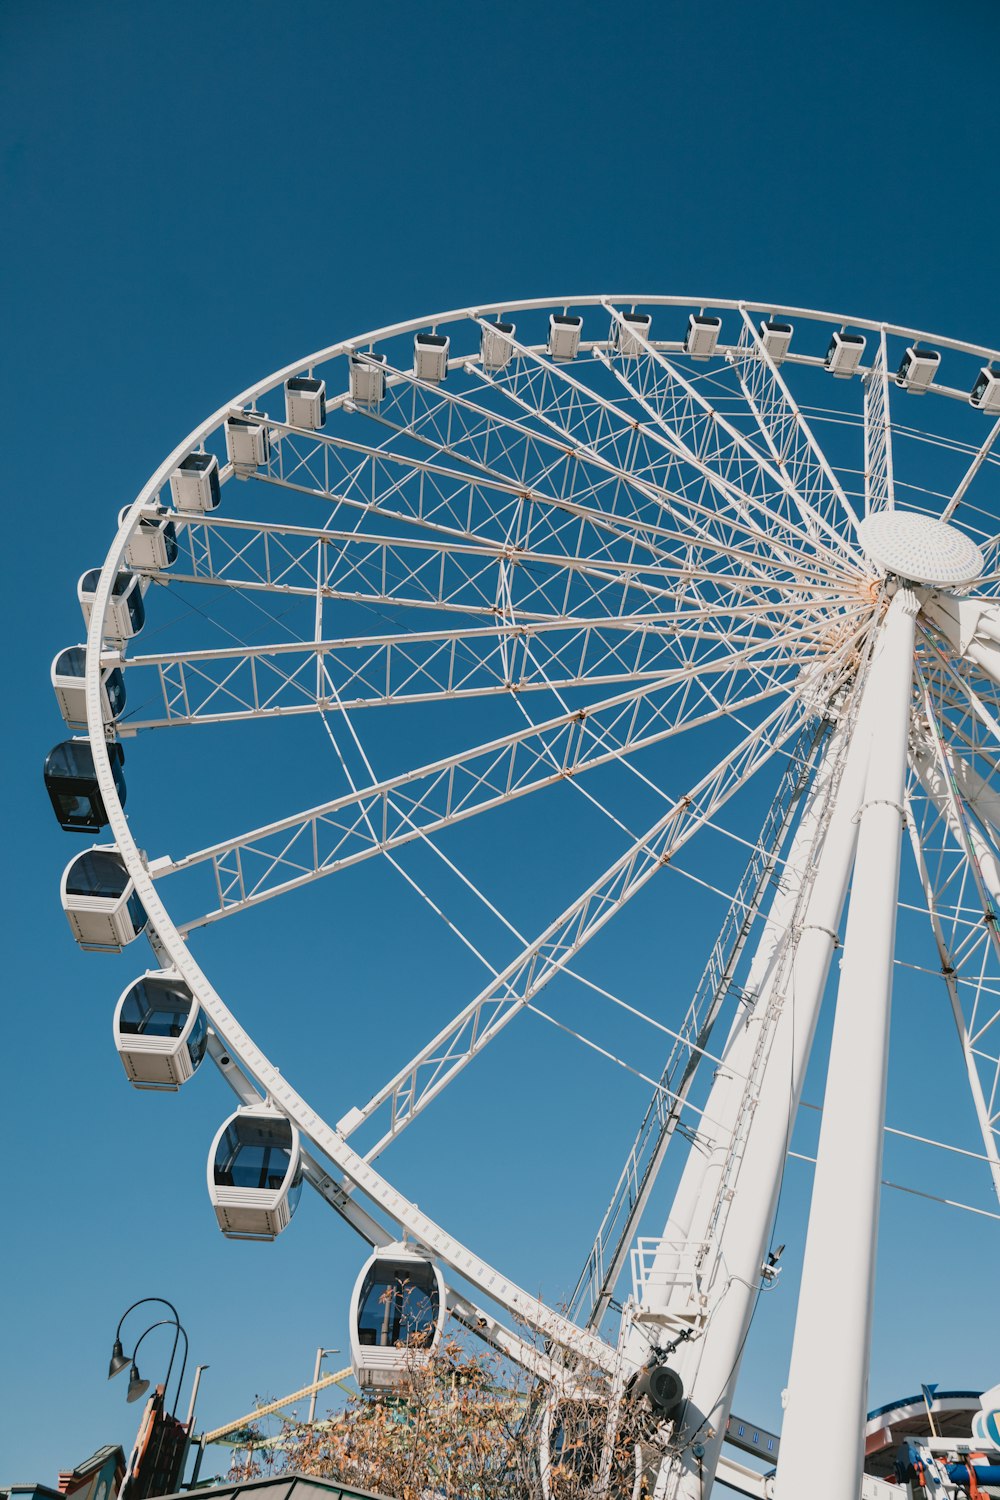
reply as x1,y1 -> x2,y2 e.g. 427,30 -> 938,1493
906,630 -> 1000,1195
76,295 -> 1000,1396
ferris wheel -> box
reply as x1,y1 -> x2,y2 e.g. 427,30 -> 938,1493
47,295 -> 1000,1500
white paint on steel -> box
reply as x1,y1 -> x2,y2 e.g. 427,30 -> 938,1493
774,589 -> 919,1500
857,511 -> 984,587
72,295 -> 1000,1498
631,640 -> 883,1500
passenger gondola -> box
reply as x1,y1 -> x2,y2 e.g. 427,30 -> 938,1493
685,313 -> 721,361
616,311 -> 652,358
285,376 -> 327,429
971,363 -> 1000,413
44,739 -> 125,831
61,846 -> 148,952
349,1243 -> 446,1389
413,332 -> 450,383
896,344 -> 940,393
759,318 -> 793,364
207,1106 -> 302,1240
113,971 -> 207,1089
119,505 -> 179,570
225,415 -> 270,478
538,1396 -> 600,1500
78,568 -> 145,640
169,450 -> 221,511
480,319 -> 515,371
548,313 -> 583,361
51,645 -> 126,728
824,331 -> 866,379
349,352 -> 387,408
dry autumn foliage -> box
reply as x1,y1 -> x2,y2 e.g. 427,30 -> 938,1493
228,1333 -> 666,1500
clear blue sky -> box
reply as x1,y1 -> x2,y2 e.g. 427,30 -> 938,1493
4,0 -> 1000,1484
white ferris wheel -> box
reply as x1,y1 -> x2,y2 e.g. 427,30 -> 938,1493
47,296 -> 1000,1500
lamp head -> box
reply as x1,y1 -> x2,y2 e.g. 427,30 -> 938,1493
108,1339 -> 130,1379
126,1365 -> 150,1403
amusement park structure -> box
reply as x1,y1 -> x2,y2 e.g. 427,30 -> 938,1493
47,296 -> 1000,1499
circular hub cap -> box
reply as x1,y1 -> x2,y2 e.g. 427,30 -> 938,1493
857,510 -> 984,587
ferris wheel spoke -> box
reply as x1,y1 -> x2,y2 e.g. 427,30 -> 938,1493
594,301 -> 860,573
255,423 -> 741,596
119,618 -> 730,731
907,768 -> 1000,1202
337,695 -> 807,1159
155,653 -> 812,929
271,394 -> 677,573
466,309 -> 862,582
335,381 -> 834,600
465,331 -> 847,585
731,308 -> 863,545
119,594 -> 858,733
862,327 -> 896,515
941,413 -> 1000,523
349,332 -> 847,587
907,662 -> 1000,1189
151,502 -> 858,665
160,508 -> 827,629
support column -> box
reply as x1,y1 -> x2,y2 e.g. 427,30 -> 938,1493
633,642 -> 883,1500
774,589 -> 918,1500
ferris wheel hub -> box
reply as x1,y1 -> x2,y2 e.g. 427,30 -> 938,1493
857,510 -> 984,587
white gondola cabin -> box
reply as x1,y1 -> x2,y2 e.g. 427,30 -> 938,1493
169,451 -> 221,512
225,415 -> 270,476
538,1396 -> 600,1500
615,312 -> 652,358
824,331 -> 866,379
349,1244 -> 446,1389
480,319 -> 516,371
78,569 -> 145,641
548,313 -> 583,362
208,1106 -> 302,1240
759,319 -> 793,364
349,352 -> 387,407
119,505 -> 179,570
114,971 -> 207,1089
971,363 -> 1000,413
44,739 -> 125,832
896,345 -> 940,393
685,313 -> 721,361
61,846 -> 148,953
414,333 -> 450,383
51,645 -> 126,729
285,376 -> 327,429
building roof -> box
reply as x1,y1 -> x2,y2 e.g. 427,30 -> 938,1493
161,1474 -> 388,1500
57,1447 -> 125,1488
2,1487 -> 65,1500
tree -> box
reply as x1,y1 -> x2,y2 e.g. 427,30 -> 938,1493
229,1331 -> 666,1500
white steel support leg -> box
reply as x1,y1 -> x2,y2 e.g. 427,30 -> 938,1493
628,729 -> 848,1339
632,650 -> 883,1500
774,589 -> 918,1500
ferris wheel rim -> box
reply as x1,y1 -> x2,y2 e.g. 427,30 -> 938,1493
77,292 -> 1000,1382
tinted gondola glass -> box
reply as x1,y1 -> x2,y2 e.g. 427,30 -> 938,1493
208,1108 -> 302,1238
356,1257 -> 440,1349
79,569 -> 145,638
115,973 -> 207,1088
44,740 -> 125,831
120,977 -> 207,1056
65,848 -> 131,898
61,846 -> 148,952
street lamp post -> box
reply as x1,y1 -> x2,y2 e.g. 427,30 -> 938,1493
109,1298 -> 187,1411
108,1299 -> 191,1498
307,1348 -> 339,1425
